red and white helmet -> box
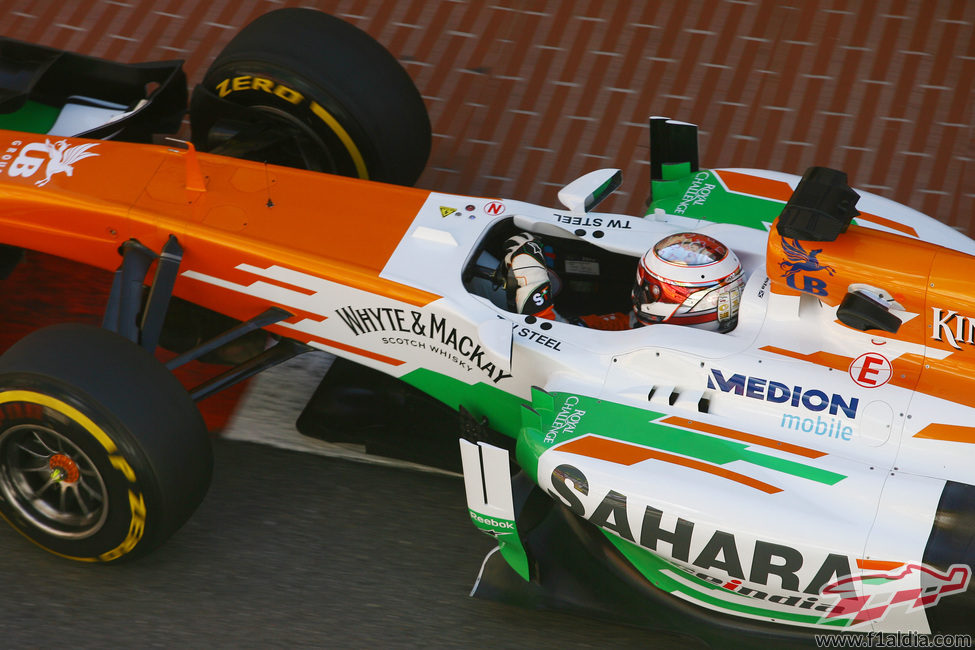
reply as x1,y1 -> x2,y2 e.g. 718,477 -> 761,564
632,232 -> 745,331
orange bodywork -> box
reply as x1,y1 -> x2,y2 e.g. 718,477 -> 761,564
0,131 -> 438,344
766,218 -> 975,421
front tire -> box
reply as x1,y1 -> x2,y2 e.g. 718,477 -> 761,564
0,324 -> 212,561
190,8 -> 431,184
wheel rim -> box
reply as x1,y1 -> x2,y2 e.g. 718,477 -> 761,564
0,423 -> 108,539
204,104 -> 348,174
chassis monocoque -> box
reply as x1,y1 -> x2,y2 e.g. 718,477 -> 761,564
0,8 -> 972,644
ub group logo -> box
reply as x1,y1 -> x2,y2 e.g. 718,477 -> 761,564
4,139 -> 100,186
779,238 -> 835,296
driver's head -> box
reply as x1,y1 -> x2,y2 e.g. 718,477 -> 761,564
632,232 -> 745,331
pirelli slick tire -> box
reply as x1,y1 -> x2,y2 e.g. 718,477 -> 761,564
190,8 -> 431,185
0,324 -> 212,562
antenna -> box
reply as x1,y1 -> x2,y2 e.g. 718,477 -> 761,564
162,137 -> 206,192
264,161 -> 274,207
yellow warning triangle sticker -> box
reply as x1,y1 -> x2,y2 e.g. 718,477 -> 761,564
439,206 -> 457,218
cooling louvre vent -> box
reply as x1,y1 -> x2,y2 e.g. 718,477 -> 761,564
697,396 -> 710,413
647,386 -> 710,413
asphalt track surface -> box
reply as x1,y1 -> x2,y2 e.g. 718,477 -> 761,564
0,439 -> 705,649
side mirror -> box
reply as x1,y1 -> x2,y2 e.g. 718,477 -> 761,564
558,168 -> 622,213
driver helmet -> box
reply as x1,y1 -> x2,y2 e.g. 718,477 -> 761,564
632,232 -> 745,331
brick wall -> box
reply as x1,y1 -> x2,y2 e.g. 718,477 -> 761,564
3,0 -> 972,231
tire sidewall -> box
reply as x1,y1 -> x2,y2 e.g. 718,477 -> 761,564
202,60 -> 374,178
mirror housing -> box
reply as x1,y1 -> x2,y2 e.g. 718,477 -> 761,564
558,168 -> 622,213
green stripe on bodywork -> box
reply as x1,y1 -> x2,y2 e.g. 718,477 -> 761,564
649,168 -> 875,233
519,392 -> 845,486
396,373 -> 844,488
0,100 -> 59,134
605,533 -> 852,627
648,170 -> 784,229
399,368 -> 524,436
661,161 -> 692,180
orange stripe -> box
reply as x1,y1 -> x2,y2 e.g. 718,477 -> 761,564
759,346 -> 849,371
556,435 -> 782,494
856,211 -> 919,238
857,559 -> 904,571
914,423 -> 975,444
323,340 -> 405,366
717,171 -> 919,238
266,327 -> 405,367
716,170 -> 793,201
660,416 -> 826,459
759,345 -> 923,392
218,271 -> 317,297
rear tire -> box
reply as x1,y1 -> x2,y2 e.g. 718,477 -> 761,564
0,324 -> 212,562
190,8 -> 430,184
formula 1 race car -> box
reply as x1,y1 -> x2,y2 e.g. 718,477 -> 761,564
0,8 -> 972,644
